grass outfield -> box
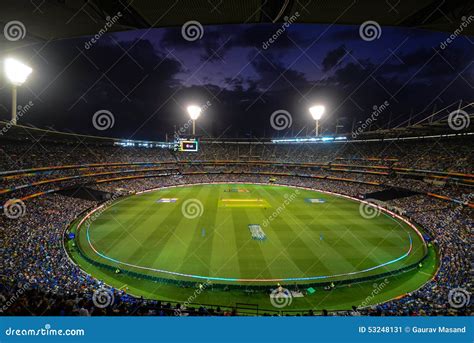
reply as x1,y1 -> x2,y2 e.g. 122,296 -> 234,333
67,244 -> 438,312
68,183 -> 437,311
71,183 -> 430,285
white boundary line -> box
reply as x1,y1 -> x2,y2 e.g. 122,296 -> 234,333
76,182 -> 428,283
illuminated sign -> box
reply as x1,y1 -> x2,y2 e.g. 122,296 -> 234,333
178,138 -> 199,152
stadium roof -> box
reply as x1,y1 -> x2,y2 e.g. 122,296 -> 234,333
2,0 -> 473,50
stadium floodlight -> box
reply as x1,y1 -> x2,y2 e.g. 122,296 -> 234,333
309,105 -> 325,136
4,58 -> 33,125
5,58 -> 32,86
187,105 -> 201,135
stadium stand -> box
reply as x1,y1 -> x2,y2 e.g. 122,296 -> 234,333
0,126 -> 472,316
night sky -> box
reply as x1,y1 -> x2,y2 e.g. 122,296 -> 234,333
0,23 -> 472,140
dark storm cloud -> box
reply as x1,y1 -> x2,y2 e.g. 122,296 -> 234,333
380,46 -> 473,80
223,76 -> 246,92
322,45 -> 348,72
250,52 -> 309,91
327,60 -> 372,86
161,27 -> 233,62
160,24 -> 306,62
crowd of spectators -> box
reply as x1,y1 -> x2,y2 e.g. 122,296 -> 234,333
1,171 -> 471,316
1,134 -> 472,316
1,136 -> 472,172
359,196 -> 472,315
1,135 -> 471,208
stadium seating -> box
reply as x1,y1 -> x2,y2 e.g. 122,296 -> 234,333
1,135 -> 472,316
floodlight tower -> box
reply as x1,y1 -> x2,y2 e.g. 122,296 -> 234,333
187,105 -> 201,135
309,105 -> 325,137
4,58 -> 33,125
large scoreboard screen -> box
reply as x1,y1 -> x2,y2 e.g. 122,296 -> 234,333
176,138 -> 199,152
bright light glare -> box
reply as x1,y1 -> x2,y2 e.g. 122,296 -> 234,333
309,105 -> 325,120
4,58 -> 33,86
187,105 -> 201,120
